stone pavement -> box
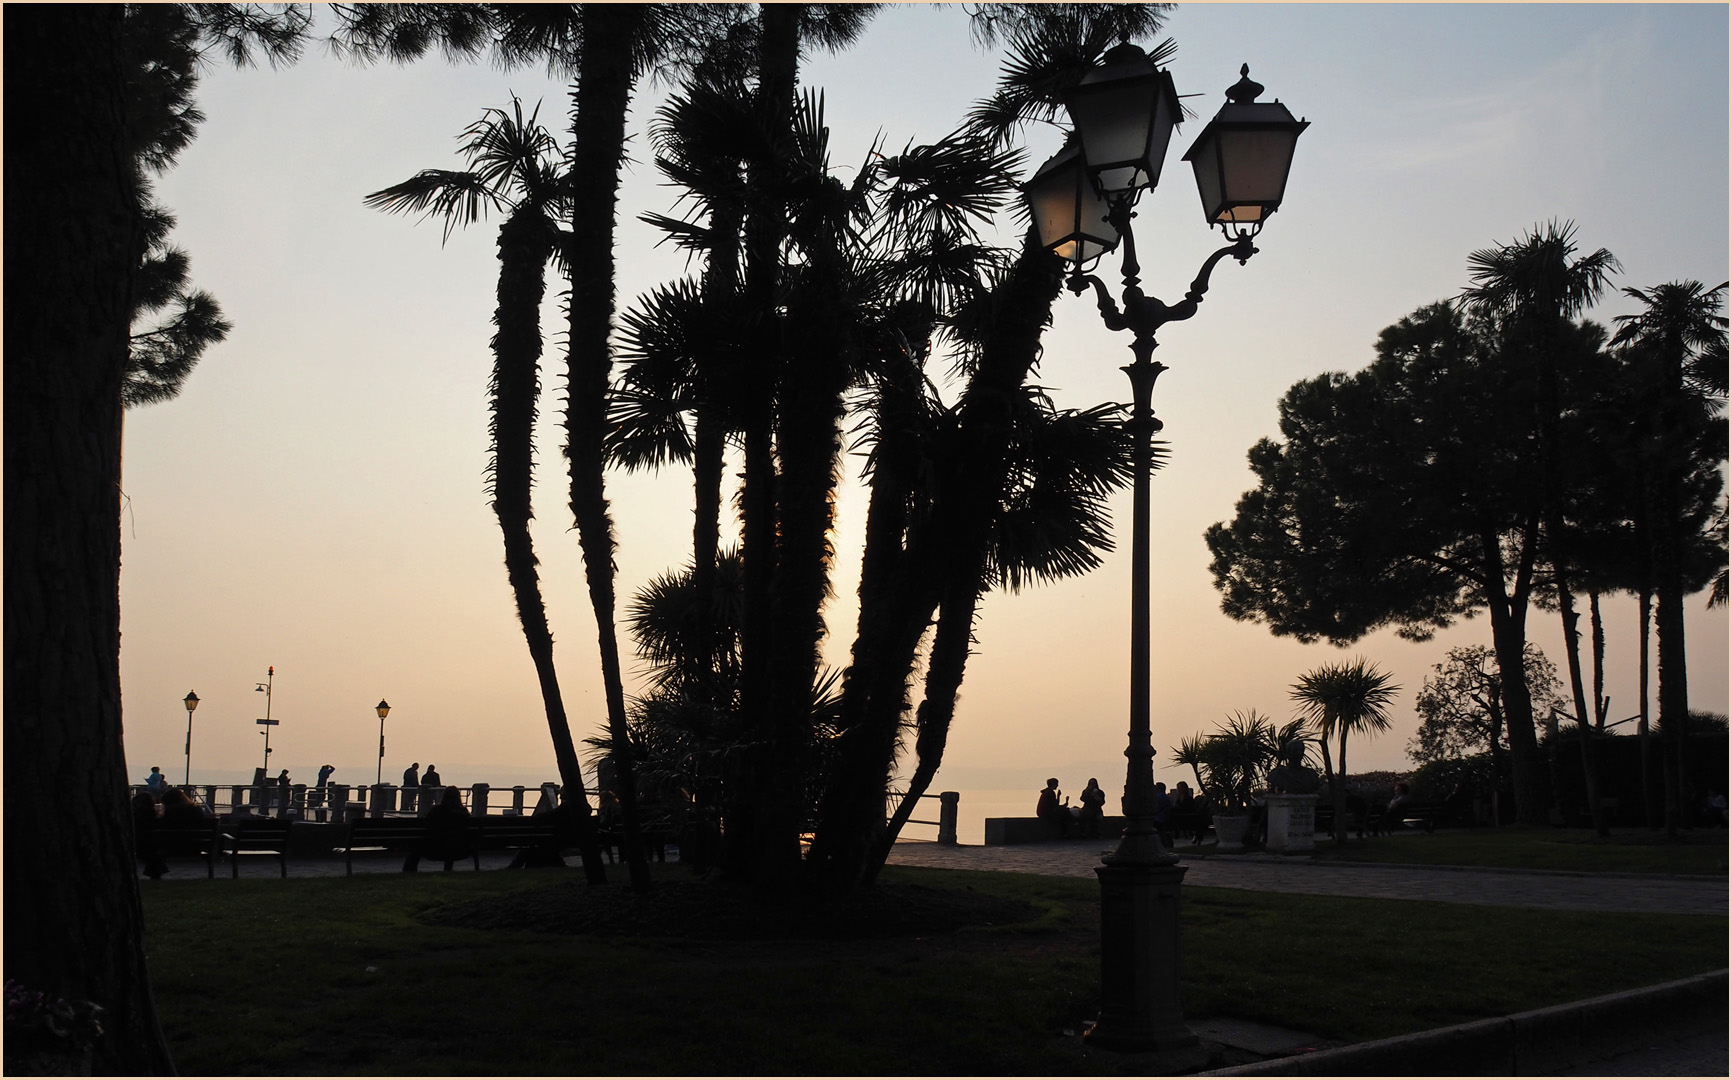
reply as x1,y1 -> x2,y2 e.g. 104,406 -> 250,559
883,838 -> 1729,916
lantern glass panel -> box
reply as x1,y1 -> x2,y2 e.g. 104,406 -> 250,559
1067,67 -> 1180,195
1218,127 -> 1300,209
1024,146 -> 1119,264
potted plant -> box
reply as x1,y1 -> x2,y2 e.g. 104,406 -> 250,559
1173,711 -> 1279,852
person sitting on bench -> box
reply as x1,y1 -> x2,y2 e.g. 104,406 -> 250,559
404,787 -> 472,872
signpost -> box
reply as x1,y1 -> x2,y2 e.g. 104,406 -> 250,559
255,665 -> 276,776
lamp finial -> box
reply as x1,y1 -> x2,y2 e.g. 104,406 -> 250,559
1227,64 -> 1264,104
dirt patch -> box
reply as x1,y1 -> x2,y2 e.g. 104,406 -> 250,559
424,877 -> 1044,941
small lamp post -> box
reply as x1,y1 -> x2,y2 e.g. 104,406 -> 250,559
375,700 -> 391,786
1025,47 -> 1305,1060
182,690 -> 199,786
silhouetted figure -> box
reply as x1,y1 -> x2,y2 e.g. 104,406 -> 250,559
1173,781 -> 1203,846
1037,778 -> 1071,838
1078,778 -> 1107,838
144,766 -> 168,795
403,762 -> 420,812
405,787 -> 472,872
276,769 -> 291,815
160,787 -> 212,826
510,784 -> 568,868
1386,781 -> 1413,828
421,764 -> 441,788
133,792 -> 166,880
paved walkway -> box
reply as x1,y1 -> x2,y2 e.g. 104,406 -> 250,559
883,839 -> 1729,916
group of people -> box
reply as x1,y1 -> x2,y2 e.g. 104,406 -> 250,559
131,786 -> 216,880
1036,776 -> 1205,844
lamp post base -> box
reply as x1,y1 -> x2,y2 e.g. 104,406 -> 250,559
1084,862 -> 1206,1069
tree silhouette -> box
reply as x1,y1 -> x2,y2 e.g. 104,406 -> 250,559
1207,300 -> 1564,823
1460,221 -> 1620,835
1608,279 -> 1729,836
1290,659 -> 1399,842
365,98 -> 611,882
8,7 -> 307,1071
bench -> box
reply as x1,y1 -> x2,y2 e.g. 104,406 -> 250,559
477,816 -> 563,861
342,817 -> 481,874
144,821 -> 222,878
223,818 -> 292,878
1368,803 -> 1445,835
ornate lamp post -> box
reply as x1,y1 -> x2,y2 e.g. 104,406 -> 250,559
182,690 -> 199,786
375,700 -> 391,786
1025,48 -> 1306,1059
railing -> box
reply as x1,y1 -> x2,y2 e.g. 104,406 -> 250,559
888,790 -> 960,845
132,782 -> 960,846
129,781 -> 559,821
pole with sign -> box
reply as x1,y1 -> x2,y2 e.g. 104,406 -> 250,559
255,665 -> 276,776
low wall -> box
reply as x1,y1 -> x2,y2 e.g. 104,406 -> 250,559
985,816 -> 1128,844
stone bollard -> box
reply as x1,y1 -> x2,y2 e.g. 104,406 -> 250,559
511,786 -> 526,816
471,783 -> 490,818
330,784 -> 350,823
231,785 -> 247,813
370,783 -> 395,817
202,785 -> 218,812
291,784 -> 307,817
938,791 -> 960,845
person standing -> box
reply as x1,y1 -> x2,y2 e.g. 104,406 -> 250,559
1036,778 -> 1071,838
1152,781 -> 1174,847
144,766 -> 168,796
420,765 -> 441,812
402,762 -> 419,812
276,769 -> 291,817
1078,778 -> 1107,838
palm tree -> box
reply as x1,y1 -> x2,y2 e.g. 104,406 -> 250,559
364,98 -> 614,882
1290,658 -> 1399,843
1609,279 -> 1729,837
1460,221 -> 1620,827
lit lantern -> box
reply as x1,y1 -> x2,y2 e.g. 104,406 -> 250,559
1024,144 -> 1119,265
1182,65 -> 1307,231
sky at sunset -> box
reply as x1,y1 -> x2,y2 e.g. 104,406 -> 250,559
121,4 -> 1728,808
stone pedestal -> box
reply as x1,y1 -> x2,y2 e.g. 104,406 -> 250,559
1265,793 -> 1317,855
1085,862 -> 1207,1070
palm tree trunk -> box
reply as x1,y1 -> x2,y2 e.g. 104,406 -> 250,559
566,2 -> 653,892
1556,588 -> 1608,836
868,578 -> 979,884
491,213 -> 607,883
815,231 -> 1065,878
723,3 -> 803,882
1333,727 -> 1349,842
1638,588 -> 1656,828
6,8 -> 176,1071
1589,589 -> 1608,730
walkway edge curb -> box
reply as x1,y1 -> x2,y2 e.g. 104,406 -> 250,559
1197,969 -> 1728,1076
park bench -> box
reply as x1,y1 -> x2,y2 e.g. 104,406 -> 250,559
597,812 -> 681,863
1368,803 -> 1445,835
342,817 -> 481,874
223,818 -> 292,877
476,815 -> 564,861
145,821 -> 222,878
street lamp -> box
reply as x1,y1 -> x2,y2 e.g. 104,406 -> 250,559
1025,48 -> 1305,1060
182,691 -> 199,786
375,700 -> 391,786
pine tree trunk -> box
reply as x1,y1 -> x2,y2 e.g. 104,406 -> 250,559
1482,526 -> 1549,823
5,7 -> 176,1072
566,2 -> 653,891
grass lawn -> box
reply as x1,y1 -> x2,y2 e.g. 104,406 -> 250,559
1297,825 -> 1730,875
143,863 -> 1724,1076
